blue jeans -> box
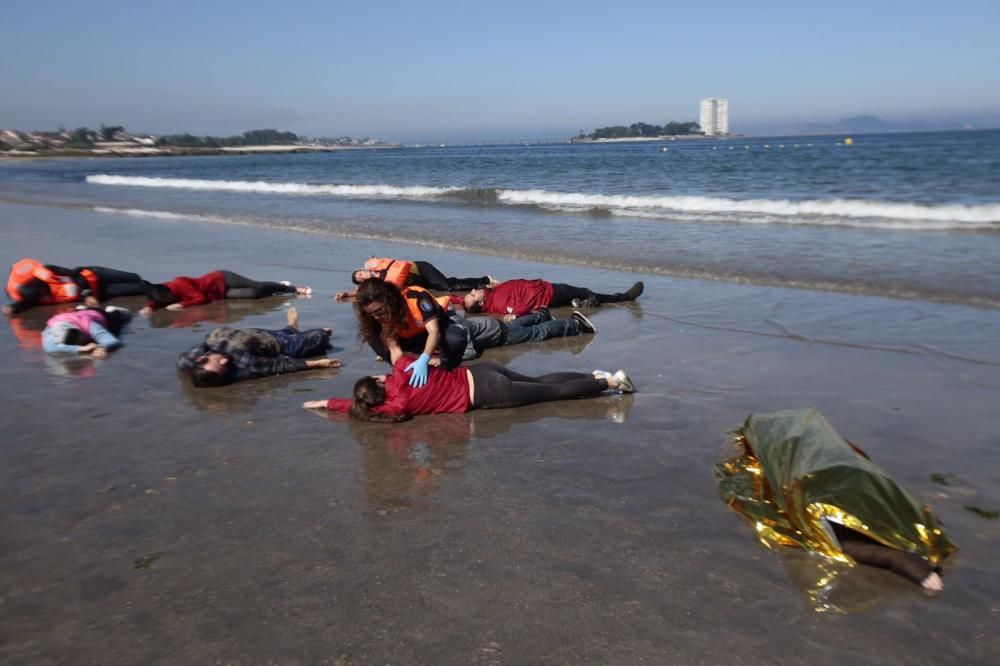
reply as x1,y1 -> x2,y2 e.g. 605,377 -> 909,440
503,309 -> 579,345
270,326 -> 330,358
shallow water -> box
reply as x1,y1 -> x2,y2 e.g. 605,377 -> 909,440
2,129 -> 1000,306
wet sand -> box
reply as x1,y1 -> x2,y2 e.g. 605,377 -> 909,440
1,201 -> 999,664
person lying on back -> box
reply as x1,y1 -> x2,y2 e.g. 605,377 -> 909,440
177,307 -> 340,387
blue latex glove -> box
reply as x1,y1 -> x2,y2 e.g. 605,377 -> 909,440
405,353 -> 431,387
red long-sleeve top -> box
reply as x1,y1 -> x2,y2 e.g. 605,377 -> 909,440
147,270 -> 227,309
449,279 -> 554,316
326,356 -> 472,417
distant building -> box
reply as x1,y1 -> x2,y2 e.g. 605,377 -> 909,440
699,98 -> 730,136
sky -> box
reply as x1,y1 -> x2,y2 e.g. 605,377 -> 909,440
2,0 -> 999,141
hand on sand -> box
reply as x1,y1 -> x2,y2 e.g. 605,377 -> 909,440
91,347 -> 109,359
302,400 -> 328,409
334,291 -> 355,302
286,306 -> 299,329
79,342 -> 99,353
166,303 -> 184,311
307,358 -> 343,369
138,306 -> 153,317
922,572 -> 944,593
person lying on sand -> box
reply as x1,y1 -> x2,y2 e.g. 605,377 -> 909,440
716,408 -> 956,593
177,306 -> 340,387
4,258 -> 147,316
461,307 -> 597,360
335,256 -> 495,301
451,278 -> 643,321
42,306 -> 132,359
140,270 -> 310,316
304,337 -> 634,421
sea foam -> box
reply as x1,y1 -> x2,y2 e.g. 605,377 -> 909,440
87,175 -> 1000,230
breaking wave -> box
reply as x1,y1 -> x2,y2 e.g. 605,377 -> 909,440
87,175 -> 1000,230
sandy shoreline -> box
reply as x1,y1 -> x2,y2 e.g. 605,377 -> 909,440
1,201 -> 998,663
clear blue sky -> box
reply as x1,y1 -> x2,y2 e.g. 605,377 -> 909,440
2,0 -> 998,141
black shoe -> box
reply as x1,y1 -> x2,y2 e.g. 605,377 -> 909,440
571,310 -> 598,334
622,281 -> 644,301
571,296 -> 601,308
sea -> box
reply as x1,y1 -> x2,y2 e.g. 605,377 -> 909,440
2,129 -> 999,307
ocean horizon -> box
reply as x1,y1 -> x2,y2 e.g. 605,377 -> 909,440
3,128 -> 999,307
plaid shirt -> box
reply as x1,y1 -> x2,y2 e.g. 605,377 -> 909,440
176,327 -> 308,382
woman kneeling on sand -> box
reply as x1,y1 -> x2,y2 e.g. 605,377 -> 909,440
304,340 -> 634,422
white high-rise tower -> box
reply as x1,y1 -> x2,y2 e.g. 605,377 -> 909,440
699,98 -> 730,136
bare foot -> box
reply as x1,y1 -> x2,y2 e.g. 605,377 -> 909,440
921,572 -> 944,592
286,306 -> 299,329
296,286 -> 312,295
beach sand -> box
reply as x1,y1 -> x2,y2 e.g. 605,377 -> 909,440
1,201 -> 998,664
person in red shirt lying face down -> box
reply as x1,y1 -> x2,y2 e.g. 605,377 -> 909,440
303,337 -> 635,422
139,270 -> 312,316
452,278 -> 644,322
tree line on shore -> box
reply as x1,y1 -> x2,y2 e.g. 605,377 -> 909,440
577,121 -> 701,140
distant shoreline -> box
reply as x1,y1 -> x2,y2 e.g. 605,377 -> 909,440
571,134 -> 741,144
0,144 -> 401,159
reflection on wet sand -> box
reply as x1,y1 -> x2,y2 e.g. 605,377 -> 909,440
147,297 -> 295,329
178,368 -> 340,413
779,550 -> 920,614
333,394 -> 635,513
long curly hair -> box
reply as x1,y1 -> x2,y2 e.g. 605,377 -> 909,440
350,376 -> 411,423
354,278 -> 407,346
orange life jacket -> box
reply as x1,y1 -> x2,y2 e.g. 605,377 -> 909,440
364,257 -> 414,290
6,258 -> 99,305
397,286 -> 451,339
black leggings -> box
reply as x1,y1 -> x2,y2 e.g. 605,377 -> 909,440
413,261 -> 490,292
78,266 -> 147,299
219,270 -> 296,299
548,283 -> 620,307
470,362 -> 607,409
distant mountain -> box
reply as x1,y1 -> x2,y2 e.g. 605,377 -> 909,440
789,115 -> 961,135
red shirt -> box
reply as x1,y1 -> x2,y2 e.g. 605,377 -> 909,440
148,270 -> 227,309
480,279 -> 554,316
326,356 -> 472,417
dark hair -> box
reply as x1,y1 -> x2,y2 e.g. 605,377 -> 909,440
354,278 -> 407,347
464,298 -> 483,314
63,328 -> 86,346
101,309 -> 132,336
146,283 -> 178,308
351,270 -> 365,285
350,376 -> 410,423
190,354 -> 232,388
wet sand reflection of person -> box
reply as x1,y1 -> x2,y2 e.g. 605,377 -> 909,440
320,395 -> 635,513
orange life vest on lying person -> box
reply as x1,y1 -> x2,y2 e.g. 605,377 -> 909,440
364,257 -> 415,290
6,258 -> 99,304
397,286 -> 452,339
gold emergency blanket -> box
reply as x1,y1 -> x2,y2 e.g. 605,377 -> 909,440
716,408 -> 956,566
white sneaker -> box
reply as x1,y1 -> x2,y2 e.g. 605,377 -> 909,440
612,369 -> 635,394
